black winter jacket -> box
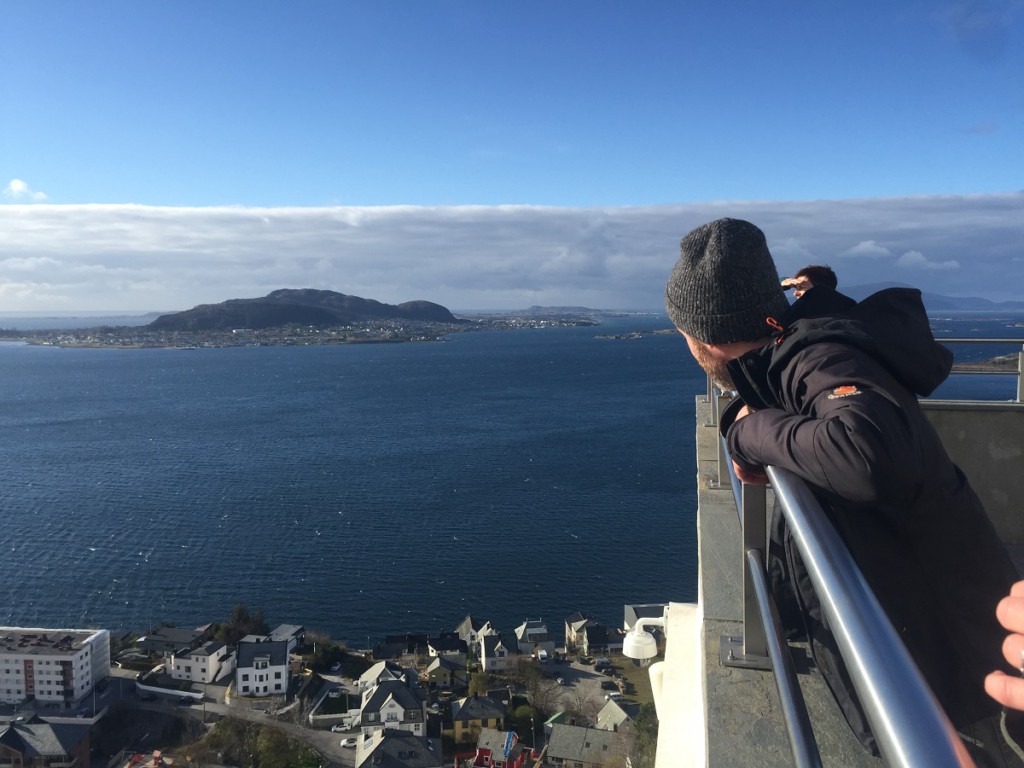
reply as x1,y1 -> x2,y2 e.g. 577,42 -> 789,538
721,286 -> 1017,753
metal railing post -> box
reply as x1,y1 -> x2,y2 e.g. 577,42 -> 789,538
1017,345 -> 1023,403
721,436 -> 770,671
714,390 -> 732,487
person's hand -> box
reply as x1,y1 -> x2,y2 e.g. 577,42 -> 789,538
731,405 -> 769,484
985,581 -> 1024,710
781,276 -> 812,298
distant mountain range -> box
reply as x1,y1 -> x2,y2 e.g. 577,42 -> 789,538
148,289 -> 467,331
842,283 -> 1024,311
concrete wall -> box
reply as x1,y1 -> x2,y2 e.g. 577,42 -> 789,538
922,401 -> 1024,544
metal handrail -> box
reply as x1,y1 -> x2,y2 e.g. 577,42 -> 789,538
710,389 -> 972,767
941,337 -> 1024,402
768,465 -> 970,767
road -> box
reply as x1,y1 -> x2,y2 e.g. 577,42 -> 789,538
107,667 -> 355,767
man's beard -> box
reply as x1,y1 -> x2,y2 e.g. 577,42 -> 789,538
691,339 -> 736,391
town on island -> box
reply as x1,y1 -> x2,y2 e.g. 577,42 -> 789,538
0,289 -> 655,349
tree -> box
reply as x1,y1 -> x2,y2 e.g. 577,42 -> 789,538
215,603 -> 270,646
468,670 -> 491,696
508,703 -> 539,740
624,701 -> 658,768
255,728 -> 291,768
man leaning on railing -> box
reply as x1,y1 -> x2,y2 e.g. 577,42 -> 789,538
664,217 -> 1021,765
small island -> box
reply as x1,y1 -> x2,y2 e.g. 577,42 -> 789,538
0,290 -> 603,349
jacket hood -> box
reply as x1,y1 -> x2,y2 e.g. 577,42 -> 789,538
773,287 -> 953,397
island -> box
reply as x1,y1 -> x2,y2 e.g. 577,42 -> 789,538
0,290 -> 604,349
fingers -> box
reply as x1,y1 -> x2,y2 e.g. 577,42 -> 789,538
733,462 -> 769,485
1003,634 -> 1024,670
985,671 -> 1024,711
997,593 -> 1024,634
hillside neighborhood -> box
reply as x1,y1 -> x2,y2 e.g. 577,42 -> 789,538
0,604 -> 666,768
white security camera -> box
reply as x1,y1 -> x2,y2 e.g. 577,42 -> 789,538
622,614 -> 666,668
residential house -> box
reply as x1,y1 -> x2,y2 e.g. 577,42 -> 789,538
269,624 -> 305,653
359,679 -> 427,737
563,612 -> 593,654
512,620 -> 555,659
545,723 -> 627,768
579,624 -> 625,656
137,625 -> 213,657
595,699 -> 635,733
479,635 -> 512,673
359,660 -> 417,691
235,635 -> 289,697
623,604 -> 667,631
471,726 -> 536,768
374,633 -> 429,661
455,615 -> 485,648
356,728 -> 443,768
169,640 -> 235,684
423,656 -> 466,690
0,627 -> 110,708
427,632 -> 467,658
580,625 -> 608,657
448,694 -> 506,745
605,628 -> 626,654
0,715 -> 91,767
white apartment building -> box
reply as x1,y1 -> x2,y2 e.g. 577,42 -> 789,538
169,640 -> 235,684
0,627 -> 110,708
235,635 -> 289,697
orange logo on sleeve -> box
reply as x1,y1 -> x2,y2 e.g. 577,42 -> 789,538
828,385 -> 862,400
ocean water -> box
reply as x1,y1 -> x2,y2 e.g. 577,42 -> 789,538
0,311 -> 1020,647
0,314 -> 699,645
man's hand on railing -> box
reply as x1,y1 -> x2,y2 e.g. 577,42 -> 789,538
731,404 -> 770,484
985,580 -> 1024,710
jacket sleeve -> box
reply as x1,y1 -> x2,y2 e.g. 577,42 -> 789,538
725,343 -> 926,505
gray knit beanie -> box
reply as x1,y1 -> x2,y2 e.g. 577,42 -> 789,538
665,218 -> 790,344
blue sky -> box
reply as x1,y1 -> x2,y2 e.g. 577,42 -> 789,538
2,1 -> 1022,311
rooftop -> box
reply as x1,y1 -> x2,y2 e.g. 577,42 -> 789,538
0,627 -> 102,656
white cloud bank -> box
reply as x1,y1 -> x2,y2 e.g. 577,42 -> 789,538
0,193 -> 1021,313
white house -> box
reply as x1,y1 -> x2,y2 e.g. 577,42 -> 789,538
359,679 -> 427,737
169,640 -> 235,684
479,635 -> 512,673
0,627 -> 110,708
358,660 -> 415,691
513,620 -> 555,658
235,635 -> 289,697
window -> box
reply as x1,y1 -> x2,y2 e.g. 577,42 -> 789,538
242,674 -> 249,681
274,672 -> 281,679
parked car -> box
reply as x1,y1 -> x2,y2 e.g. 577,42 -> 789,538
330,724 -> 346,732
605,691 -> 623,700
340,737 -> 357,748
600,680 -> 617,690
